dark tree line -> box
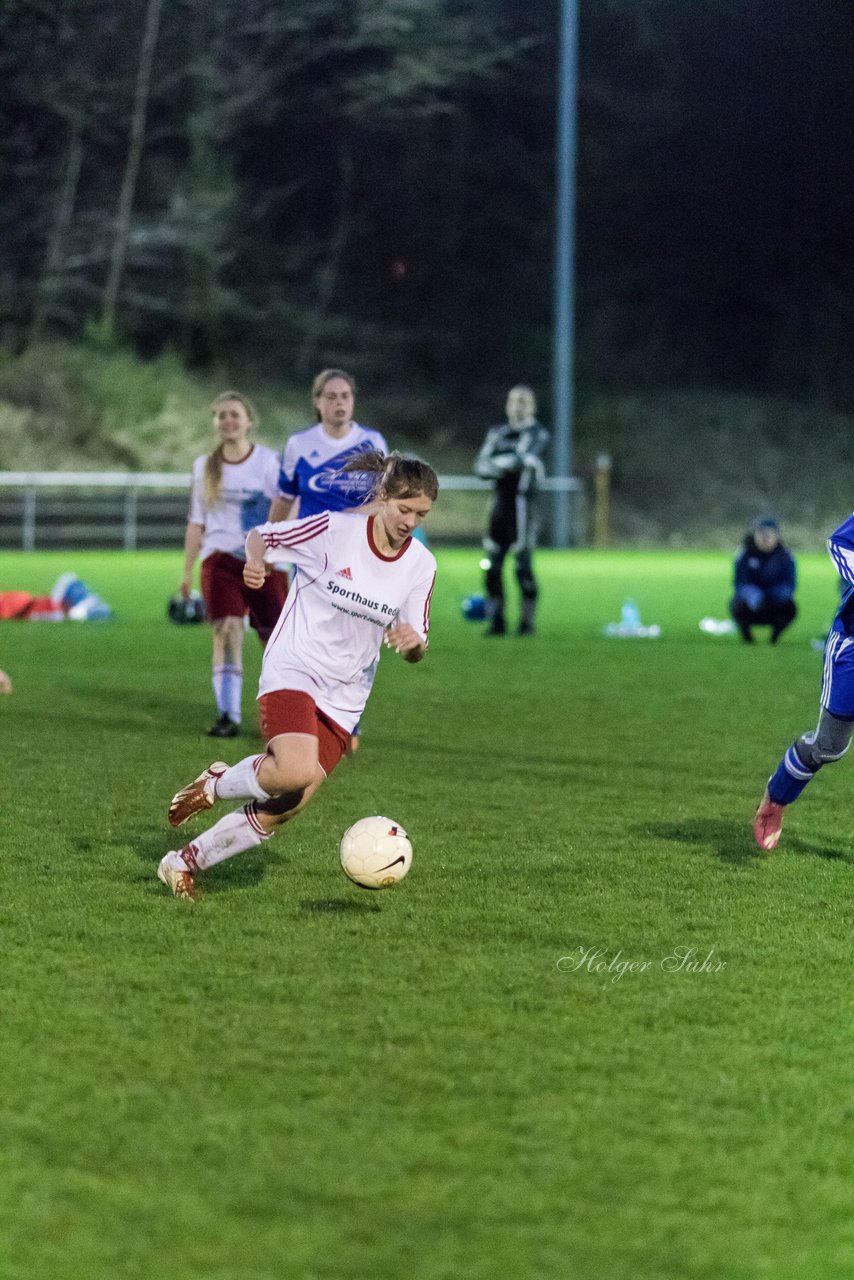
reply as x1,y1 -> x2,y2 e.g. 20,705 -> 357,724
1,0 -> 853,420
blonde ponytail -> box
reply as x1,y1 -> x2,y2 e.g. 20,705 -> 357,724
203,445 -> 226,507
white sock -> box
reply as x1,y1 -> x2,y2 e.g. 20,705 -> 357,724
212,664 -> 226,714
213,663 -> 242,722
167,806 -> 269,872
213,754 -> 271,802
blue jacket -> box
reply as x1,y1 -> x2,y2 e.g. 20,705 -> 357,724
733,536 -> 796,611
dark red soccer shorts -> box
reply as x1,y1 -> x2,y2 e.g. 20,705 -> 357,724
258,689 -> 350,777
201,551 -> 287,643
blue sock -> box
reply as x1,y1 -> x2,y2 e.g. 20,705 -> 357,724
767,744 -> 819,805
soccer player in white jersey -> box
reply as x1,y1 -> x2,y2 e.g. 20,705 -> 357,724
158,452 -> 438,899
268,369 -> 388,523
179,392 -> 288,738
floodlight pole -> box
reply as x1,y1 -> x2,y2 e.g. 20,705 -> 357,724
551,0 -> 579,547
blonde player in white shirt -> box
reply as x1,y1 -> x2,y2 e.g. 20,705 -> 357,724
158,452 -> 438,899
180,391 -> 288,738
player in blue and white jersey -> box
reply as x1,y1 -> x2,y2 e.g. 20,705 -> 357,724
754,511 -> 854,851
268,369 -> 388,751
181,392 -> 287,739
268,369 -> 388,523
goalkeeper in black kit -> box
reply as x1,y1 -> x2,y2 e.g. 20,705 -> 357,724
474,385 -> 550,636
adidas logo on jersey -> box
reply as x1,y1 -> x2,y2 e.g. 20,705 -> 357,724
336,567 -> 353,580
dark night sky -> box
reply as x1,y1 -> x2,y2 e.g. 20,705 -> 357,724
572,0 -> 854,398
0,0 -> 853,410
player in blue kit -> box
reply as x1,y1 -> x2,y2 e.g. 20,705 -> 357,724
754,511 -> 854,851
267,369 -> 388,750
268,369 -> 388,523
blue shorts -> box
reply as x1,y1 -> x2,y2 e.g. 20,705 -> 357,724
820,631 -> 854,719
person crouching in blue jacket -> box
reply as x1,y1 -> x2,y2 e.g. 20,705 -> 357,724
730,516 -> 797,644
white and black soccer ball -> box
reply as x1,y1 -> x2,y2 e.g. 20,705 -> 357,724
339,816 -> 413,890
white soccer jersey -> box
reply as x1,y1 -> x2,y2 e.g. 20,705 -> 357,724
188,445 -> 281,560
277,422 -> 389,519
253,511 -> 436,732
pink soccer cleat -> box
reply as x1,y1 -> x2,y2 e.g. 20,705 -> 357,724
753,789 -> 786,851
168,761 -> 228,828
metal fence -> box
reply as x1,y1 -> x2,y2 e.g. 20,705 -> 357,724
0,471 -> 585,550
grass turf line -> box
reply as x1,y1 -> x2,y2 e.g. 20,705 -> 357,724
1,547 -> 853,1280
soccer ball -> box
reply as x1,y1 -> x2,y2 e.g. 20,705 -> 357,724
339,816 -> 413,890
461,593 -> 487,621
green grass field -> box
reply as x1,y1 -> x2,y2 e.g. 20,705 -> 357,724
2,546 -> 853,1280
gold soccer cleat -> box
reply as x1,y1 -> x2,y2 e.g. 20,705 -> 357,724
168,761 -> 228,828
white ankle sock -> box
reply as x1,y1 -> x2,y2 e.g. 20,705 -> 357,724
169,806 -> 269,872
213,754 -> 271,802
